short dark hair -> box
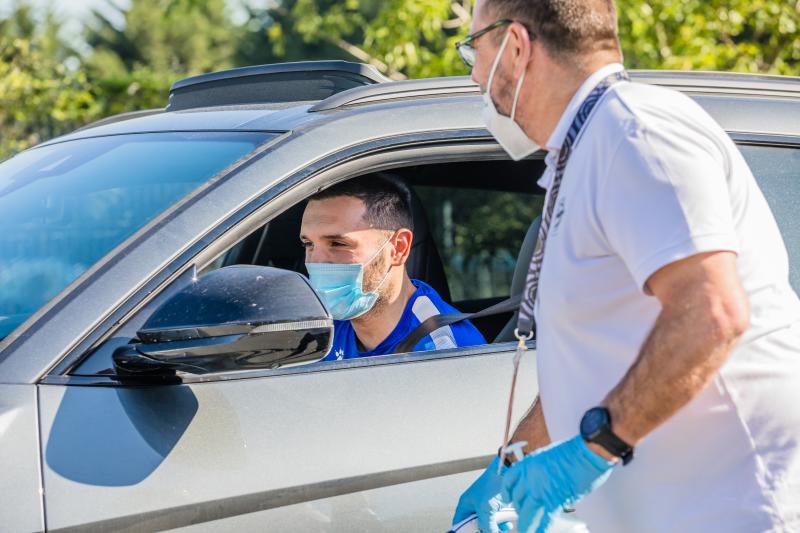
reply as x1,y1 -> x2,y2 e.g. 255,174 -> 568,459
309,173 -> 413,232
484,0 -> 620,60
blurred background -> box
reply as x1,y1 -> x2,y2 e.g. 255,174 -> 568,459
0,0 -> 798,161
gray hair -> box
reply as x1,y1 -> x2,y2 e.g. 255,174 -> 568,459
484,0 -> 621,60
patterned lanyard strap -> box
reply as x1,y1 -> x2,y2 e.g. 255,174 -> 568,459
516,70 -> 630,338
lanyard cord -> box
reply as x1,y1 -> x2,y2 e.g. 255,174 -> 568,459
499,70 -> 630,473
516,70 -> 630,337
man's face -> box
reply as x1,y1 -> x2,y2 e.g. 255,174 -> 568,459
470,0 -> 515,116
300,196 -> 392,293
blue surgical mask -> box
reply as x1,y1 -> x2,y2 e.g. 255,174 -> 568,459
305,236 -> 393,321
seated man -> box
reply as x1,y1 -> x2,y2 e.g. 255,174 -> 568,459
300,174 -> 485,360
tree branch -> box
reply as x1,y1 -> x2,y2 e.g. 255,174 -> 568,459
326,36 -> 407,80
443,1 -> 471,29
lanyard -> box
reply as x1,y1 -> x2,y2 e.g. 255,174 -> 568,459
516,69 -> 629,337
499,70 -> 630,472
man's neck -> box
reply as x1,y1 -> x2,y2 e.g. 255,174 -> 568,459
520,53 -> 621,148
351,274 -> 417,352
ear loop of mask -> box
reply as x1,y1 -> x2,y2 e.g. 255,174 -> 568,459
487,30 -> 527,123
365,233 -> 396,293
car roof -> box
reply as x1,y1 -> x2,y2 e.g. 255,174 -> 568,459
38,62 -> 800,148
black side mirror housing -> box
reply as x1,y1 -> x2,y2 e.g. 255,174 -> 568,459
113,265 -> 332,377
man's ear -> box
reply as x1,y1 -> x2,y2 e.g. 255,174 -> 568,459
508,21 -> 532,80
390,228 -> 414,266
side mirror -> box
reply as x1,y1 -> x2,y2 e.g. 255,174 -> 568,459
113,265 -> 332,377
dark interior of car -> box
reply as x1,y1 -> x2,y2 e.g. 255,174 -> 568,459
222,158 -> 547,344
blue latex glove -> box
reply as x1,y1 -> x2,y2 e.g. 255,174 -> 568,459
501,436 -> 616,533
452,456 -> 510,533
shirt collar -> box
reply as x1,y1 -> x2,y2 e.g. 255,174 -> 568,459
544,63 -> 625,153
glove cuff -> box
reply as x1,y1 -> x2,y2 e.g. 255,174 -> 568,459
576,436 -> 617,472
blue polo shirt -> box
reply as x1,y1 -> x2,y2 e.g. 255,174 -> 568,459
324,279 -> 486,361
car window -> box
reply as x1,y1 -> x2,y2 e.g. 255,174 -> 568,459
415,186 -> 544,302
73,161 -> 546,377
0,132 -> 274,341
739,144 -> 800,292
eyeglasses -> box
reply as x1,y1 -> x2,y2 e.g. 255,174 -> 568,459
455,19 -> 512,68
455,19 -> 535,68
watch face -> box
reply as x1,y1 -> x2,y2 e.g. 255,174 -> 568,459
580,407 -> 609,439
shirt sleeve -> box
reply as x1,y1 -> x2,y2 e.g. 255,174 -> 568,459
596,122 -> 740,292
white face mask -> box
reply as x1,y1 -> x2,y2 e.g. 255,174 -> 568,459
482,31 -> 541,161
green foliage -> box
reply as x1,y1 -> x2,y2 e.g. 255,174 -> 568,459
240,0 -> 471,79
84,0 -> 239,115
0,7 -> 99,160
617,0 -> 800,74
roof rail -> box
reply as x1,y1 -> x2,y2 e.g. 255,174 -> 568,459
310,76 -> 479,112
629,70 -> 800,97
310,69 -> 800,113
167,61 -> 390,111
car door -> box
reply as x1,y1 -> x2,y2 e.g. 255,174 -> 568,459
35,134 -> 541,532
38,343 -> 537,531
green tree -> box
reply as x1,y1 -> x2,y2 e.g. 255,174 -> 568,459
84,0 -> 239,115
0,4 -> 98,160
237,0 -> 472,80
617,0 -> 798,74
240,0 -> 799,79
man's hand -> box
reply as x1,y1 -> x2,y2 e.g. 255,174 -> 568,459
452,456 -> 509,533
501,436 -> 615,533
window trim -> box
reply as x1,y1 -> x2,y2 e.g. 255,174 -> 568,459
729,131 -> 800,147
41,341 -> 533,387
42,129 -> 526,384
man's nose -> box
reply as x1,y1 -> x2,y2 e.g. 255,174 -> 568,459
471,69 -> 486,94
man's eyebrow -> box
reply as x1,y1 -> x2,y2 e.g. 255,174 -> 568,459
298,233 -> 351,241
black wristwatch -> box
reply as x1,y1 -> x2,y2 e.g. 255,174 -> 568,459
580,407 -> 634,465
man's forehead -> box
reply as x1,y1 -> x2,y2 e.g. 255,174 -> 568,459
471,0 -> 492,30
302,196 -> 372,234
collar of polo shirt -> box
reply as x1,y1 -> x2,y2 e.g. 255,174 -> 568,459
545,63 -> 626,153
537,62 -> 625,192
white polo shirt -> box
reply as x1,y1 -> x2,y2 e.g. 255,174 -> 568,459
534,63 -> 800,532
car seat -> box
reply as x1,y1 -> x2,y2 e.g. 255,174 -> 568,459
494,215 -> 541,342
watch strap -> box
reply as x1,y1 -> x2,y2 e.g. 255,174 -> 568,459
581,407 -> 634,465
593,430 -> 634,465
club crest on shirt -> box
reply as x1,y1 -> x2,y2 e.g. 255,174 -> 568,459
335,348 -> 345,360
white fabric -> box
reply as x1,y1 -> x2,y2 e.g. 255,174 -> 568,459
533,64 -> 800,532
482,31 -> 541,161
411,295 -> 457,350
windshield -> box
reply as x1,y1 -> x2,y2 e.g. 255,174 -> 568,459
0,131 -> 273,341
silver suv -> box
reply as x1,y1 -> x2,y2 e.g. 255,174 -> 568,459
1,61 -> 799,532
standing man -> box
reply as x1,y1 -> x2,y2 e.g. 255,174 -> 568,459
453,1 -> 800,532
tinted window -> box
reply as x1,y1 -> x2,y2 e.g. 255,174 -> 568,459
415,186 -> 544,301
0,132 -> 272,340
739,144 -> 800,292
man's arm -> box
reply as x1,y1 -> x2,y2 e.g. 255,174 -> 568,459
594,251 -> 750,460
511,396 -> 551,454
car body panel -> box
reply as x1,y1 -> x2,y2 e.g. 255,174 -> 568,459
0,384 -> 43,532
38,348 -> 537,531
